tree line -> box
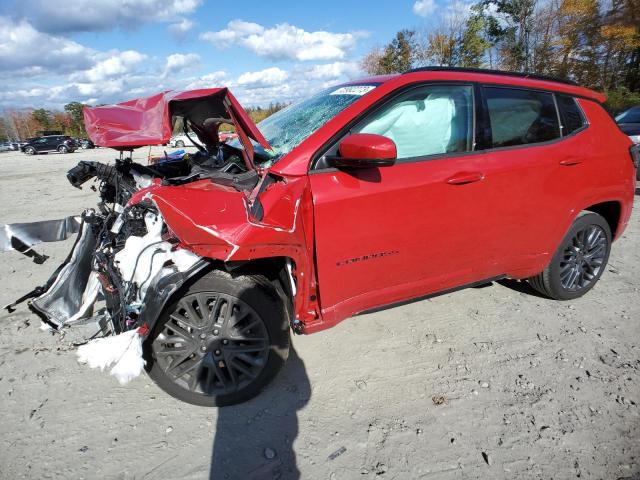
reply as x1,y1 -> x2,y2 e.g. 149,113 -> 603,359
0,102 -> 87,142
362,0 -> 639,112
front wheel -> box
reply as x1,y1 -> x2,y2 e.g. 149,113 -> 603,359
145,270 -> 290,406
175,140 -> 185,147
528,212 -> 611,300
24,147 -> 36,155
58,145 -> 69,153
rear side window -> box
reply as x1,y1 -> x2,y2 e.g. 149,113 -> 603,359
484,87 -> 560,148
556,95 -> 585,135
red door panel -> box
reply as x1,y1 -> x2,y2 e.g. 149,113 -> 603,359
310,154 -> 501,323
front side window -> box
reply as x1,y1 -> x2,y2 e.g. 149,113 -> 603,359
484,87 -> 560,148
353,85 -> 474,159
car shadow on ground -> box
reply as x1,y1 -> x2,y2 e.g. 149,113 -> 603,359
497,278 -> 550,298
209,346 -> 310,480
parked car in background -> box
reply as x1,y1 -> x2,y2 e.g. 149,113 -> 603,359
169,133 -> 190,147
616,106 -> 640,144
616,106 -> 640,180
20,135 -> 77,154
0,142 -> 12,152
77,138 -> 95,149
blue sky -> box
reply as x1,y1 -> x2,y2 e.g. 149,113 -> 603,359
0,0 -> 460,109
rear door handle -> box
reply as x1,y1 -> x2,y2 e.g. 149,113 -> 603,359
559,159 -> 582,166
446,172 -> 484,185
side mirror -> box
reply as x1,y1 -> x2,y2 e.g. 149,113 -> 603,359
328,133 -> 397,168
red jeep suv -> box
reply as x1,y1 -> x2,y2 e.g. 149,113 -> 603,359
20,68 -> 637,406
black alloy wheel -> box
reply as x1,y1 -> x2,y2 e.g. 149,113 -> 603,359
145,270 -> 290,406
558,224 -> 607,291
528,212 -> 611,300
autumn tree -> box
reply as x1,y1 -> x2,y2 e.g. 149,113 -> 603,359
424,30 -> 459,66
31,108 -> 53,131
64,102 -> 87,136
360,47 -> 387,75
361,30 -> 418,75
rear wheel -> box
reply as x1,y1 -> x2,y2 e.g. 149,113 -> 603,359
58,145 -> 69,153
528,212 -> 611,300
175,140 -> 185,147
145,270 -> 290,406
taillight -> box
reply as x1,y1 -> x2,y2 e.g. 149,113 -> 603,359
631,144 -> 640,170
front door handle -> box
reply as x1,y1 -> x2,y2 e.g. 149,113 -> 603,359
446,171 -> 485,185
559,159 -> 582,166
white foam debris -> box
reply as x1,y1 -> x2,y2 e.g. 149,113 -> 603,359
77,329 -> 145,385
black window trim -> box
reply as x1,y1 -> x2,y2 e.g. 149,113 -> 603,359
309,81 -> 591,174
310,81 -> 478,172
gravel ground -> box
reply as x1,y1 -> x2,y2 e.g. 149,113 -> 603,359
0,148 -> 638,480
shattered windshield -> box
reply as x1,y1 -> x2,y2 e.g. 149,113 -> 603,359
234,84 -> 379,165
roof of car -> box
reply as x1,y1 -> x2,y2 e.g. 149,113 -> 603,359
346,68 -> 606,103
406,67 -> 579,86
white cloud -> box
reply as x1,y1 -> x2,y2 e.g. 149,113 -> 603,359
184,71 -> 228,90
0,15 -> 365,114
237,67 -> 289,87
72,50 -> 148,83
168,18 -> 195,36
200,20 -> 264,47
201,20 -> 360,61
164,53 -> 200,75
304,62 -> 361,80
0,16 -> 93,75
12,0 -> 202,33
413,0 -> 437,17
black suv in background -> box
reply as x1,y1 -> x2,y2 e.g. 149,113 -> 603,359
20,135 -> 77,155
616,106 -> 640,144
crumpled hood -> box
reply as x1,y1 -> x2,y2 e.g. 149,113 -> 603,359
83,88 -> 270,151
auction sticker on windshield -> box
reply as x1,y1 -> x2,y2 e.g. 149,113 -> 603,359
330,85 -> 376,96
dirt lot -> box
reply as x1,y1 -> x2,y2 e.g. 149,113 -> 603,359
0,148 -> 638,480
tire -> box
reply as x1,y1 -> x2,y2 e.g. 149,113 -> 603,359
528,212 -> 611,300
175,140 -> 185,147
144,270 -> 290,406
58,145 -> 69,153
24,147 -> 36,155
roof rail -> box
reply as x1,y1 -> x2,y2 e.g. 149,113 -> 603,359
404,67 -> 578,86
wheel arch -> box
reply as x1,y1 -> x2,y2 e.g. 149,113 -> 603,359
582,200 -> 622,239
141,256 -> 297,334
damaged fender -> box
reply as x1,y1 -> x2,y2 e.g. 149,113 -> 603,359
129,173 -> 320,329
